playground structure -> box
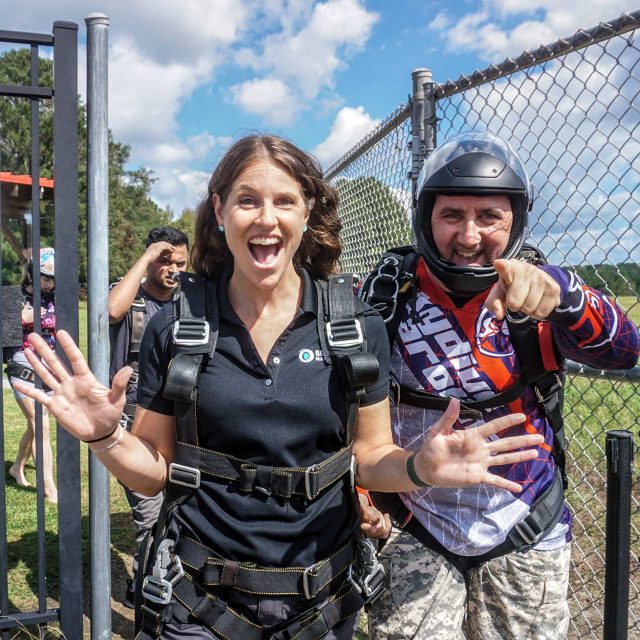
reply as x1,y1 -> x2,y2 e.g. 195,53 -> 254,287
0,171 -> 54,263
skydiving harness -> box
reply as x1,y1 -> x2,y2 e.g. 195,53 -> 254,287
136,273 -> 386,640
119,293 -> 147,430
360,244 -> 568,568
5,291 -> 55,390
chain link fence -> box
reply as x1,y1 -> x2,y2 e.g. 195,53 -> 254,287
326,11 -> 640,640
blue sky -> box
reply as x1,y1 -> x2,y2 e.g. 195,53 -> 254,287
2,0 -> 637,215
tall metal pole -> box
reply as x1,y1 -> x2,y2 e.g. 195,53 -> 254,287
603,430 -> 633,640
85,13 -> 111,639
53,20 -> 82,639
409,68 -> 436,246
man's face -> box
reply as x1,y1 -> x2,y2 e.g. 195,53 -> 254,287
146,244 -> 188,291
431,194 -> 513,267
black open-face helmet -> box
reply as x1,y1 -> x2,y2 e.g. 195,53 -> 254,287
414,131 -> 532,294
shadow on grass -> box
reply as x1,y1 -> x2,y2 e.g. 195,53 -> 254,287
4,509 -> 136,639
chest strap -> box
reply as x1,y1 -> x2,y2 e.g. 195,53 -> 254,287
168,441 -> 355,500
389,371 -> 550,421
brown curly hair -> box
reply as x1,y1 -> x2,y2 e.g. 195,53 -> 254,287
191,134 -> 342,280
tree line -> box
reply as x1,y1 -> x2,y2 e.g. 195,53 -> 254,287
572,263 -> 640,298
0,48 -> 195,285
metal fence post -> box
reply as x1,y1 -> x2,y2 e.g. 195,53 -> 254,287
52,19 -> 82,640
410,68 -> 432,208
604,430 -> 634,640
85,13 -> 111,640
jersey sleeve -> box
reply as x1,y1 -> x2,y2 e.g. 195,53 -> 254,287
359,304 -> 391,407
540,266 -> 640,369
136,303 -> 176,415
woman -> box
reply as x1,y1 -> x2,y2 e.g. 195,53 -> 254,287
15,136 -> 543,639
8,247 -> 57,504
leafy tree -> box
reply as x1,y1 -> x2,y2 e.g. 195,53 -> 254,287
172,207 -> 196,251
573,263 -> 640,297
0,48 -> 168,283
334,176 -> 412,274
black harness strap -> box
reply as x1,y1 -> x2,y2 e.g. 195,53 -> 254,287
175,535 -> 355,598
128,296 -> 146,370
171,440 -> 355,500
372,468 -> 565,572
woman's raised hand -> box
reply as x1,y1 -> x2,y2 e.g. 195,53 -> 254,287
414,398 -> 544,493
12,330 -> 132,443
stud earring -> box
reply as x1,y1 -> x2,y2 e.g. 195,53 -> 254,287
303,224 -> 308,232
218,224 -> 224,232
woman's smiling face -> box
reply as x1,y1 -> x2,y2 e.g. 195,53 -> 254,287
213,159 -> 310,291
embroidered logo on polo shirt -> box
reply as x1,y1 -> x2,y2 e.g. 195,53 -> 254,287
298,348 -> 324,363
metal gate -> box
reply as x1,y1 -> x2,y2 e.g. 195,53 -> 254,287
0,21 -> 81,638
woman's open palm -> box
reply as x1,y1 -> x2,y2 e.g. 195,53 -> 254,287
12,330 -> 132,442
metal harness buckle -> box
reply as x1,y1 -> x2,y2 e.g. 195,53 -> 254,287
365,256 -> 400,323
168,462 -> 201,489
347,537 -> 386,603
304,464 -> 318,500
302,560 -> 322,599
142,539 -> 185,605
19,368 -> 34,382
172,318 -> 210,347
325,318 -> 363,349
514,517 -> 545,546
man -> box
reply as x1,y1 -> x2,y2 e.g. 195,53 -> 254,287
109,226 -> 189,608
362,131 -> 639,639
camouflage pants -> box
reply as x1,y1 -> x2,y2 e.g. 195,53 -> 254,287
368,529 -> 571,640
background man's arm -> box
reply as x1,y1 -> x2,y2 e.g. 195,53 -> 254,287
108,241 -> 174,323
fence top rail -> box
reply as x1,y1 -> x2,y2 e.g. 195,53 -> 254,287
0,29 -> 53,46
566,361 -> 640,383
434,9 -> 640,99
324,101 -> 410,180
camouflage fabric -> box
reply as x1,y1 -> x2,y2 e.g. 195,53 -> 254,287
368,529 -> 571,640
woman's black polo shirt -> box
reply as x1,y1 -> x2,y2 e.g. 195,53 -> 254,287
137,269 -> 390,568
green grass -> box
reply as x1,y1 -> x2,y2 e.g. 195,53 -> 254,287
617,295 -> 640,325
3,300 -> 136,639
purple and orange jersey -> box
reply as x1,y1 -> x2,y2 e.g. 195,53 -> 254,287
392,258 -> 639,557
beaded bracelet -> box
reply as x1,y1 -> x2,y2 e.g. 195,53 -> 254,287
406,452 -> 431,488
82,423 -> 119,444
88,425 -> 125,453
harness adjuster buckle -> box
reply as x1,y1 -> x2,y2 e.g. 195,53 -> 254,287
514,516 -> 545,546
131,299 -> 146,313
325,318 -> 363,348
119,412 -> 134,431
347,537 -> 386,601
19,368 -> 34,382
302,561 -> 322,599
172,318 -> 210,347
168,462 -> 201,489
304,465 -> 319,500
142,539 -> 185,605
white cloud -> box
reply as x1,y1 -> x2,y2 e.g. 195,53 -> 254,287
313,106 -> 380,167
430,1 -> 637,61
3,0 -> 379,213
229,77 -> 303,126
232,0 -> 378,119
151,167 -> 212,214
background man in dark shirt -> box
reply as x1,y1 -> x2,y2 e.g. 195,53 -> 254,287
108,226 -> 189,607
